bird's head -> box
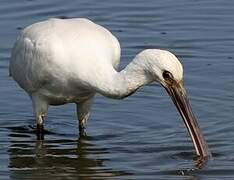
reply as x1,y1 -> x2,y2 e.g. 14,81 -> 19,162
135,49 -> 211,158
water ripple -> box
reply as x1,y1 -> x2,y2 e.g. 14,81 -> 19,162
1,0 -> 234,179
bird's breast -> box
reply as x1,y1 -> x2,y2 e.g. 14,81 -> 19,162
38,86 -> 94,105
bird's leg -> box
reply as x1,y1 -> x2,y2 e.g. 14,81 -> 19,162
36,115 -> 45,140
76,97 -> 94,136
78,112 -> 90,131
32,94 -> 48,140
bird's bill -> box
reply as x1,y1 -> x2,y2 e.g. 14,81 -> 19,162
163,80 -> 211,158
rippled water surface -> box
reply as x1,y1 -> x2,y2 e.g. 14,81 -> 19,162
1,0 -> 234,179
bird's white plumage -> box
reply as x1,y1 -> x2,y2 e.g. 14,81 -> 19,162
10,18 -> 121,104
10,18 -> 183,129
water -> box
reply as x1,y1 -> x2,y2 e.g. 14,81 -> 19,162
1,0 -> 234,179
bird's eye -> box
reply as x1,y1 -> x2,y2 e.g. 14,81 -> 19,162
163,70 -> 173,80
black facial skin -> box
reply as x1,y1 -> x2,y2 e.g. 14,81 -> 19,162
163,70 -> 173,80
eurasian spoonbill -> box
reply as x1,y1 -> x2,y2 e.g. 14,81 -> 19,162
9,18 -> 210,158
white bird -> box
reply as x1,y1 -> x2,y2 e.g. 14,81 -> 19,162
9,18 -> 210,158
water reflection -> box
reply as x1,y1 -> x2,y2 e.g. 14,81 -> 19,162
8,126 -> 129,179
172,151 -> 209,169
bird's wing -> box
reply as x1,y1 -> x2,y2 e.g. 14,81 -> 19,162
10,18 -> 121,92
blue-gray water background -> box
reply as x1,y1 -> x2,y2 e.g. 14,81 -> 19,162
1,0 -> 234,179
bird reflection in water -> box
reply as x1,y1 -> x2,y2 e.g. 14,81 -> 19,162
8,126 -> 130,179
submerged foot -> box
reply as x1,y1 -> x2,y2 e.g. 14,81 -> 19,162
36,124 -> 44,140
79,125 -> 87,137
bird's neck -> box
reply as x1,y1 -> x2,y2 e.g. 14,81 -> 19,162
96,58 -> 153,99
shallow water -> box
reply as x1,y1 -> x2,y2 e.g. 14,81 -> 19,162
1,0 -> 234,179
